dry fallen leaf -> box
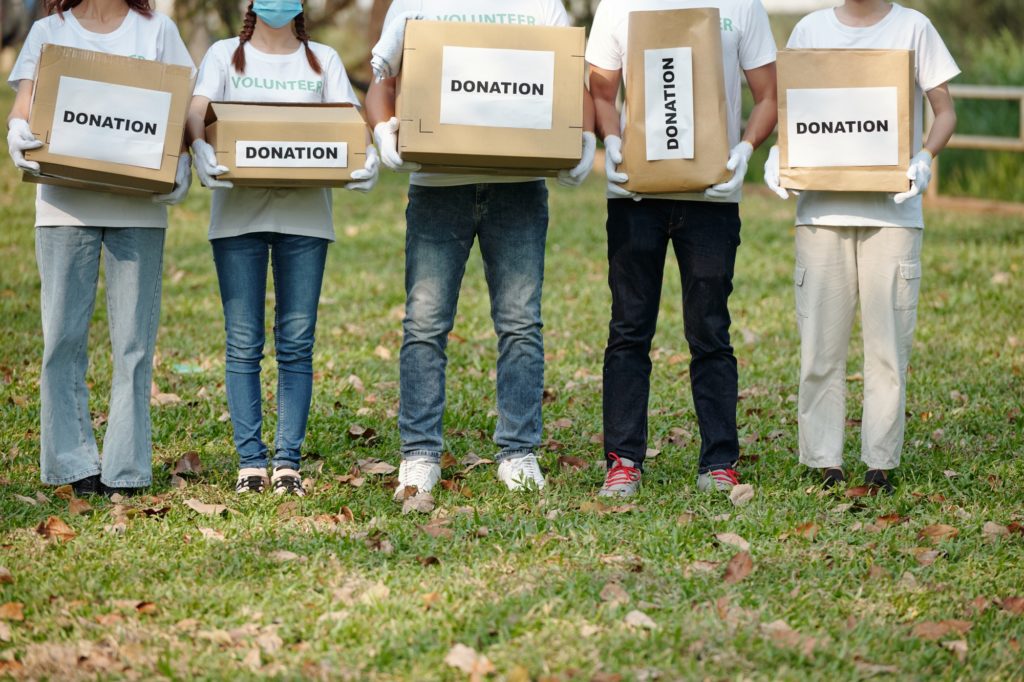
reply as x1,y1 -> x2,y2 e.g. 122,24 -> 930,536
550,418 -> 574,430
172,452 -> 203,476
13,494 -> 37,506
918,524 -> 959,543
0,622 -> 10,643
677,512 -> 695,525
0,603 -> 24,622
402,493 -> 435,515
982,522 -> 1010,541
36,516 -> 76,542
624,610 -> 657,630
715,533 -> 750,552
684,560 -> 720,578
846,485 -> 880,499
0,568 -> 12,585
151,392 -> 182,407
599,582 -> 630,606
198,527 -> 225,542
722,551 -> 754,584
1000,597 -> 1024,615
184,499 -> 229,516
359,459 -> 396,475
762,620 -> 819,656
558,455 -> 589,471
444,643 -> 495,679
794,522 -> 819,540
942,639 -> 968,663
440,453 -> 458,469
68,498 -> 92,516
913,548 -> 941,566
373,345 -> 392,361
729,484 -> 755,506
911,620 -> 972,641
419,518 -> 453,539
53,485 -> 74,501
348,425 -> 378,442
269,550 -> 303,563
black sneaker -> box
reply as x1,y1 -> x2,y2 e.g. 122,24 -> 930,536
102,485 -> 143,498
271,467 -> 305,497
822,467 -> 846,489
864,469 -> 895,495
71,474 -> 103,496
235,468 -> 269,494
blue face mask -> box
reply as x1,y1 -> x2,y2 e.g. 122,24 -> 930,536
253,0 -> 303,29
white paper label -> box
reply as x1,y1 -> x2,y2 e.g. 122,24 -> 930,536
48,77 -> 172,170
439,46 -> 555,130
643,47 -> 695,161
234,141 -> 349,168
786,87 -> 899,168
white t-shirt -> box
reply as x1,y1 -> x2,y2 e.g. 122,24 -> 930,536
383,0 -> 571,187
8,10 -> 195,228
193,38 -> 360,241
788,4 -> 960,228
586,0 -> 777,202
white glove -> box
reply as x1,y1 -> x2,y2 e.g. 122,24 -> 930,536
604,135 -> 636,199
191,139 -> 232,189
370,11 -> 424,82
763,146 -> 789,200
346,145 -> 380,193
705,141 -> 753,199
893,149 -> 933,204
373,117 -> 420,172
7,118 -> 43,174
152,153 -> 192,205
558,132 -> 596,188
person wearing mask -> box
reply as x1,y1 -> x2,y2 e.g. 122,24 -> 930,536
764,0 -> 958,492
6,0 -> 194,497
587,0 -> 778,497
366,1 -> 597,497
187,0 -> 379,496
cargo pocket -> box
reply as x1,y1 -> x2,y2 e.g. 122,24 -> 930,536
794,265 -> 808,318
895,260 -> 922,310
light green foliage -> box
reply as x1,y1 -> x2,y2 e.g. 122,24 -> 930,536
0,86 -> 1023,679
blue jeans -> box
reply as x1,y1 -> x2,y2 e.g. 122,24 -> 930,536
211,233 -> 328,470
35,226 -> 165,488
399,181 -> 548,463
603,199 -> 742,473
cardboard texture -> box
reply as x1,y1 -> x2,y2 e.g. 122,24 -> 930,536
778,49 -> 914,192
397,20 -> 585,175
620,8 -> 731,194
25,43 -> 193,194
204,102 -> 368,188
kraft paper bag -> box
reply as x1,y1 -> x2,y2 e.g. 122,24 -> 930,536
620,8 -> 731,194
778,49 -> 914,193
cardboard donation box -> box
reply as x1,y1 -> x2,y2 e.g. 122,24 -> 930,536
397,20 -> 585,175
204,102 -> 368,187
25,43 -> 193,195
619,8 -> 730,194
778,49 -> 914,192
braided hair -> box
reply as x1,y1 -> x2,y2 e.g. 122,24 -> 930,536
231,3 -> 323,75
47,0 -> 153,18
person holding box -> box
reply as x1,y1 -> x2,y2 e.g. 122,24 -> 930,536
764,0 -> 958,492
6,0 -> 194,496
366,1 -> 597,497
587,0 -> 778,497
187,0 -> 379,496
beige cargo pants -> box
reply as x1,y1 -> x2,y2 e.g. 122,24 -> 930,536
794,225 -> 923,470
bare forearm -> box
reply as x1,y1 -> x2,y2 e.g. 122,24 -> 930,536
924,109 -> 956,157
742,96 -> 778,149
8,81 -> 33,124
365,79 -> 397,128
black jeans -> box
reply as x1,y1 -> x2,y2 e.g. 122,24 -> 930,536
602,198 -> 741,473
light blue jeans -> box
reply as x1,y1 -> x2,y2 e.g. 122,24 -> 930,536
211,233 -> 328,471
399,181 -> 548,463
36,226 -> 165,487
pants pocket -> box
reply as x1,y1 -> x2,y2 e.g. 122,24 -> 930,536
794,265 -> 808,318
895,260 -> 922,310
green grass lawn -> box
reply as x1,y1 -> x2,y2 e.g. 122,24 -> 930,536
1,134 -> 1023,678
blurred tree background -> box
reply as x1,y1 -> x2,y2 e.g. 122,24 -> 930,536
1,0 -> 1021,200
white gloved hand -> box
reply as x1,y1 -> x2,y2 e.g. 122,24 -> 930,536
373,117 -> 420,172
346,145 -> 380,193
705,141 -> 753,199
893,149 -> 933,204
152,153 -> 192,205
370,11 -> 424,82
7,118 -> 43,174
604,135 -> 636,199
191,139 -> 232,189
763,146 -> 789,200
557,132 -> 597,188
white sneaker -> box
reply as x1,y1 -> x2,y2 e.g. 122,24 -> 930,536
235,467 -> 269,494
497,453 -> 546,491
393,459 -> 442,500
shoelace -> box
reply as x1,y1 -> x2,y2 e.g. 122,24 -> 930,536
710,468 -> 740,486
512,456 -> 542,480
402,460 -> 438,487
604,453 -> 641,487
236,475 -> 266,493
273,474 -> 304,494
